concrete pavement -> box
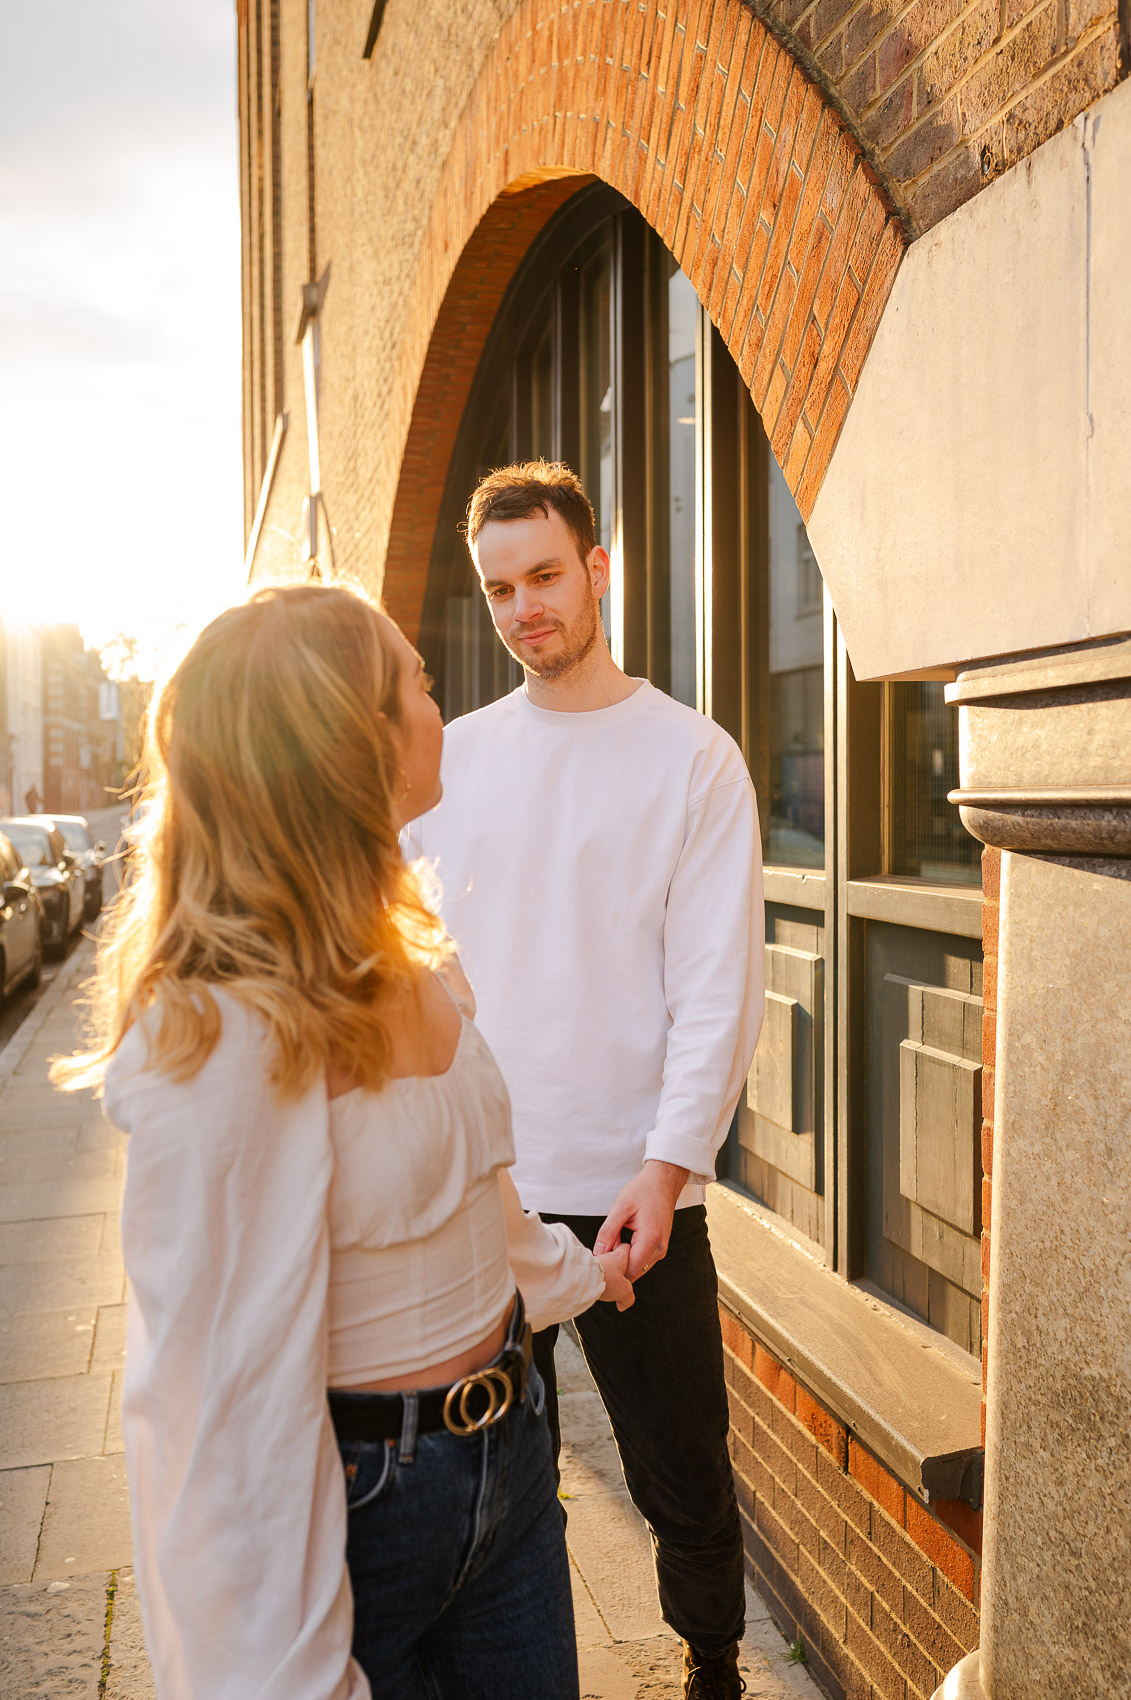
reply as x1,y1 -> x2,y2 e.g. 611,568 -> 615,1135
0,940 -> 824,1700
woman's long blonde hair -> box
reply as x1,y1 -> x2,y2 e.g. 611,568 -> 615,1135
54,581 -> 447,1096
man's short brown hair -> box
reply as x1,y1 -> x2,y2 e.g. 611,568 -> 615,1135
464,461 -> 596,564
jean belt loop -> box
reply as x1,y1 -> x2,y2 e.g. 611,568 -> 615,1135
398,1392 -> 420,1464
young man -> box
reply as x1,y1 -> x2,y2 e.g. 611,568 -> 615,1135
412,462 -> 764,1700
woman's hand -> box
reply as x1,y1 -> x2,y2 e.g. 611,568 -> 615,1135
595,1242 -> 635,1310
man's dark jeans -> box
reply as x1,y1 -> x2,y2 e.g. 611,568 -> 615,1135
534,1203 -> 746,1658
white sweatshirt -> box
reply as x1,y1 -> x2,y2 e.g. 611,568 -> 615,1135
413,680 -> 765,1215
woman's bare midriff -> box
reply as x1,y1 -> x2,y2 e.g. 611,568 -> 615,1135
348,1296 -> 515,1393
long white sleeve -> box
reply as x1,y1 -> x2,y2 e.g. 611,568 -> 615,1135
499,1168 -> 605,1330
645,776 -> 765,1182
105,997 -> 369,1700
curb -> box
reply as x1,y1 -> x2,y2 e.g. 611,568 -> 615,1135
0,936 -> 97,1091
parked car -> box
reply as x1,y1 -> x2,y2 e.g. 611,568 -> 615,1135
0,818 -> 84,957
42,813 -> 106,920
0,830 -> 43,998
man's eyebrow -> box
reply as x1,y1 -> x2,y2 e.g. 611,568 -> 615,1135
480,556 -> 566,589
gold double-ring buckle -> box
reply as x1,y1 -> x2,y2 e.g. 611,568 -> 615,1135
442,1366 -> 515,1436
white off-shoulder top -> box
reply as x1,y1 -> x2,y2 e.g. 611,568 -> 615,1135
104,989 -> 604,1700
327,1012 -> 601,1384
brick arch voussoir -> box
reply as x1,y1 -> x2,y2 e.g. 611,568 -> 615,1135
382,0 -> 904,639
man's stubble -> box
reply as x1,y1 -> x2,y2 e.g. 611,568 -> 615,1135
504,592 -> 601,682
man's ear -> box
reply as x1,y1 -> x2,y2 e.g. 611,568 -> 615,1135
587,546 -> 611,599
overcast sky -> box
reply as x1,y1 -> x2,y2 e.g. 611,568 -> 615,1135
0,0 -> 243,675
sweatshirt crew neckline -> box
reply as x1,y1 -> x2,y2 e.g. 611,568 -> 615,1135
508,678 -> 651,727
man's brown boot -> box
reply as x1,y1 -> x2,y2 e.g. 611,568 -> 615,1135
681,1641 -> 746,1699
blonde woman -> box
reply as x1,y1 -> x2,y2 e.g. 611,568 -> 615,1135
55,583 -> 633,1700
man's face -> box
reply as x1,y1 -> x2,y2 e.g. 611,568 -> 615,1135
472,506 -> 609,681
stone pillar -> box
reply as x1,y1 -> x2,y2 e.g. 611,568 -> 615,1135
930,640 -> 1131,1700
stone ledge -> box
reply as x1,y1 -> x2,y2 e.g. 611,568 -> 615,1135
845,877 -> 983,939
707,1185 -> 983,1505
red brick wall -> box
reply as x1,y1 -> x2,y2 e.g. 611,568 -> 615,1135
381,0 -> 904,636
766,0 -> 1124,233
721,1309 -> 982,1700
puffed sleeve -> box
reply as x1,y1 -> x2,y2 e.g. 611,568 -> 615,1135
498,1167 -> 605,1330
105,994 -> 369,1700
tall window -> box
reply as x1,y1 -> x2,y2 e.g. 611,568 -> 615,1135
766,455 -> 824,869
886,683 -> 979,884
665,263 -> 700,709
419,185 -> 985,1356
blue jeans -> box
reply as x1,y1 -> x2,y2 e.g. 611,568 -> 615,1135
337,1362 -> 579,1700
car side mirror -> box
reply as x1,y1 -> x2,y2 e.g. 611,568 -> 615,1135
2,881 -> 24,906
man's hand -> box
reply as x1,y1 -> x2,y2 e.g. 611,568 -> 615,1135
595,1242 -> 635,1310
594,1160 -> 690,1282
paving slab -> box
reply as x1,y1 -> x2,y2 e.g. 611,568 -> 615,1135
100,1211 -> 123,1259
560,1386 -> 629,1498
90,1302 -> 128,1373
0,1306 -> 96,1383
0,1213 -> 105,1264
0,1253 -> 125,1315
76,1117 -> 124,1152
0,1147 -> 117,1187
0,1374 -> 112,1471
0,1088 -> 103,1129
0,1574 -> 106,1697
0,1124 -> 78,1161
0,1174 -> 123,1225
580,1642 -> 641,1699
0,1464 -> 51,1584
571,1552 -> 613,1647
105,1371 -> 124,1454
566,1488 -> 667,1644
35,1454 -> 133,1580
105,1571 -> 156,1700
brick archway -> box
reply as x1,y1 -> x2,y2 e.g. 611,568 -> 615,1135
381,0 -> 903,636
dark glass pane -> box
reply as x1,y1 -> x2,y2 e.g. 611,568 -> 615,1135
580,246 -> 613,556
443,405 -> 515,720
767,452 -> 825,867
667,262 -> 699,708
887,683 -> 981,884
531,322 -> 553,460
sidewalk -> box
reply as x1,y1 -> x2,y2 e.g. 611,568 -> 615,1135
0,956 -> 824,1700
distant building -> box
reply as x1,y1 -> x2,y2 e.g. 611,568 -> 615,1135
0,622 -> 44,817
40,626 -> 118,815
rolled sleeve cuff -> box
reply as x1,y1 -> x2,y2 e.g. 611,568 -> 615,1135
644,1131 -> 716,1186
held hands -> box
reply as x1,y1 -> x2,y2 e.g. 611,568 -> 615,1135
595,1241 -> 635,1310
594,1160 -> 690,1283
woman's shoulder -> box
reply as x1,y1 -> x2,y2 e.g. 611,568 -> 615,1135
103,986 -> 279,1133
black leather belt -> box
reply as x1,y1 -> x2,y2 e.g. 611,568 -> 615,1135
328,1291 -> 532,1444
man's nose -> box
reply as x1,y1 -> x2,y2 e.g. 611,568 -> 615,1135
512,585 -> 543,623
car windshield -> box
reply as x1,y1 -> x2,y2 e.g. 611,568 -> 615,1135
57,821 -> 91,854
3,825 -> 52,867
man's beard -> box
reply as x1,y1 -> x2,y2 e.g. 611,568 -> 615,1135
504,601 -> 601,680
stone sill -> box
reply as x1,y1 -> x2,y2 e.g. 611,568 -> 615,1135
846,876 -> 984,938
707,1183 -> 984,1506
